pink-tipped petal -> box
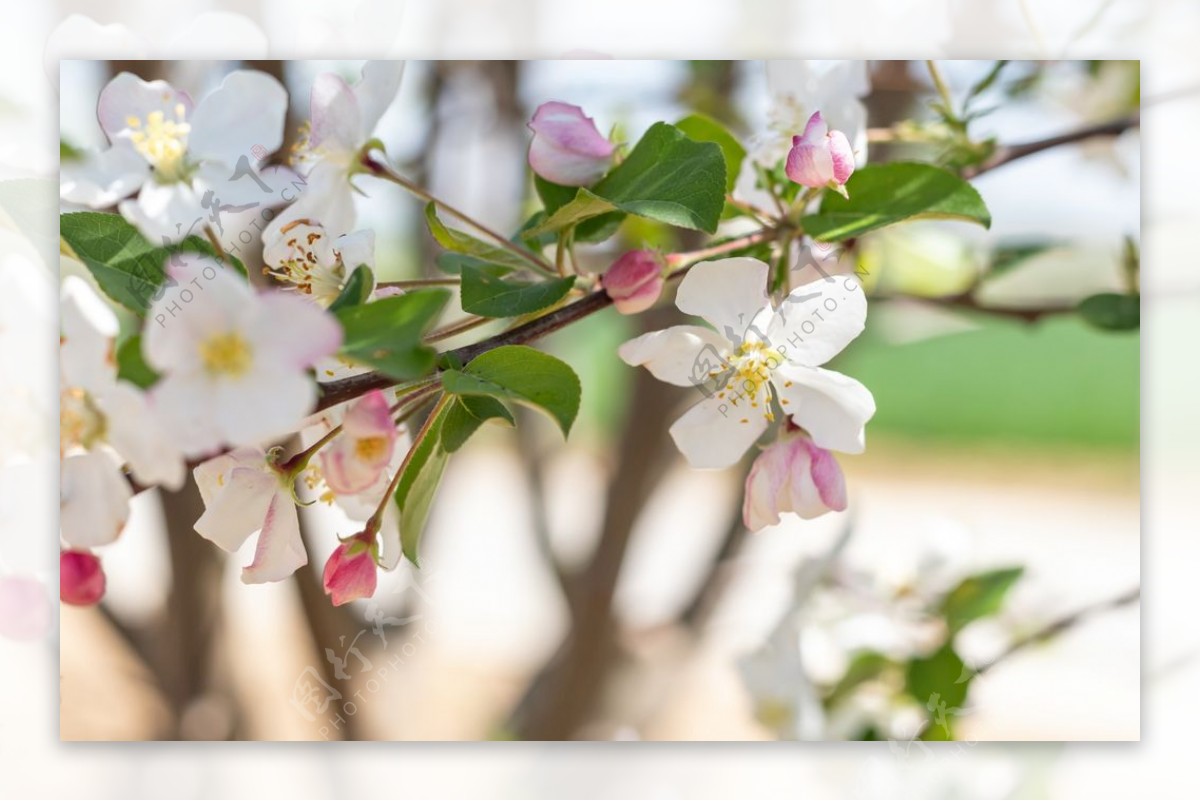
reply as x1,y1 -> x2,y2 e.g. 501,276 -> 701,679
322,536 -> 378,606
602,250 -> 665,314
527,101 -> 614,186
827,129 -> 856,185
60,550 -> 106,606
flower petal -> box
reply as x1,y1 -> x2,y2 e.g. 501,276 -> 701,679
102,381 -> 186,490
669,394 -> 769,469
335,229 -> 375,272
97,72 -> 193,146
309,72 -> 361,157
60,276 -> 119,393
60,450 -> 131,548
149,373 -> 224,457
266,160 -> 358,239
248,291 -> 343,369
353,61 -> 405,137
768,274 -> 867,367
118,180 -> 206,245
774,364 -> 875,454
241,490 -> 307,584
674,257 -> 771,341
60,144 -> 149,207
193,462 -> 276,552
618,325 -> 730,388
212,365 -> 319,449
187,70 -> 287,168
827,129 -> 856,185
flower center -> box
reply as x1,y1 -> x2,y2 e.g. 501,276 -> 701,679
713,340 -> 783,423
60,387 -> 105,454
127,105 -> 191,179
264,223 -> 345,305
353,436 -> 389,464
199,331 -> 253,378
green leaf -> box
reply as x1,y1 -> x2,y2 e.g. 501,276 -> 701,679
827,651 -> 892,706
334,289 -> 449,380
590,121 -> 726,233
1077,292 -> 1140,331
115,335 -> 159,389
533,177 -> 625,243
60,212 -> 248,314
394,400 -> 452,566
674,113 -> 746,194
441,345 -> 580,438
459,263 -> 575,318
424,203 -> 535,271
938,567 -> 1024,634
441,396 -> 515,452
905,644 -> 971,739
801,162 -> 992,242
525,188 -> 618,236
327,265 -> 374,313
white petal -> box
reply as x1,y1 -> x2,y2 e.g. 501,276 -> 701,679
118,180 -> 206,245
241,490 -> 307,584
143,255 -> 255,374
194,447 -> 267,505
60,144 -> 149,207
187,70 -> 287,168
353,61 -> 405,137
774,364 -> 875,454
150,373 -> 224,458
618,325 -> 731,388
60,450 -> 132,548
769,274 -> 867,367
101,381 -> 187,490
213,366 -> 318,449
335,229 -> 375,272
675,257 -> 771,342
309,72 -> 362,156
193,464 -> 276,552
97,72 -> 192,145
248,291 -> 343,369
193,160 -> 277,209
265,160 -> 357,239
60,276 -> 118,393
669,395 -> 769,469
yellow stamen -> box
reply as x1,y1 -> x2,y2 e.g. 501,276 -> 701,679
199,331 -> 253,378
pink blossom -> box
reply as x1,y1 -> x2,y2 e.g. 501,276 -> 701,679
322,533 -> 378,606
602,250 -> 665,314
527,101 -> 615,186
60,550 -> 106,606
320,390 -> 398,495
785,111 -> 856,196
743,431 -> 847,531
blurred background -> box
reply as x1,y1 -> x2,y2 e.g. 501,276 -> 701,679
56,58 -> 1140,743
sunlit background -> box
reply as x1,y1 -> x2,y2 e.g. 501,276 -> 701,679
1,0 -> 1197,797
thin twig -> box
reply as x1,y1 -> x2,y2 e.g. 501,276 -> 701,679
975,587 -> 1139,676
963,113 -> 1140,178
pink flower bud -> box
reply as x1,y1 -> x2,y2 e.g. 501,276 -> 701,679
322,533 -> 378,606
60,550 -> 106,606
785,111 -> 856,196
601,250 -> 665,315
320,389 -> 398,496
0,574 -> 50,640
527,101 -> 615,186
743,432 -> 847,531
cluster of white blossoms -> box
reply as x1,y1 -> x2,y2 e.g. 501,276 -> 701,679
59,59 -> 877,609
59,62 -> 410,605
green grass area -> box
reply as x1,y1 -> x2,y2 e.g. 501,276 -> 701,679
835,314 -> 1139,450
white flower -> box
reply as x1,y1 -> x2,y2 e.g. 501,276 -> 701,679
193,448 -> 305,583
262,220 -> 375,306
319,390 -> 398,495
143,254 -> 343,457
269,61 -> 405,239
618,257 -> 875,469
59,277 -> 185,548
76,70 -> 287,244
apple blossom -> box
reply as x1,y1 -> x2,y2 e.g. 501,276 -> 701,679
60,550 -> 106,606
262,219 -> 375,306
322,532 -> 379,606
143,254 -> 343,457
601,250 -> 666,314
527,101 -> 615,187
785,111 -> 856,197
319,389 -> 398,495
81,70 -> 288,243
270,61 -> 405,239
618,257 -> 875,469
743,431 -> 847,531
193,448 -> 306,584
60,277 -> 184,548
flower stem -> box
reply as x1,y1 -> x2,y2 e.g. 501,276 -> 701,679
926,59 -> 956,116
426,314 -> 493,343
368,392 -> 451,532
664,229 -> 775,272
362,152 -> 555,274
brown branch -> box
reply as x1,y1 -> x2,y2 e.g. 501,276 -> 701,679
975,587 -> 1140,676
963,113 -> 1140,179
